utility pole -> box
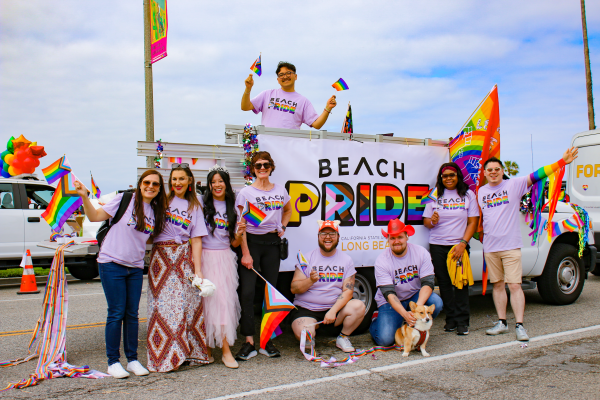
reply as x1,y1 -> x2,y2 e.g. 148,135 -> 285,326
581,0 -> 596,130
143,0 -> 155,167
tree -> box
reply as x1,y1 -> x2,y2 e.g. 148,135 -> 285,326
504,161 -> 519,176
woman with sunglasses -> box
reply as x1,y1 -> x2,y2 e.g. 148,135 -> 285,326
147,163 -> 215,372
200,165 -> 246,369
423,163 -> 479,336
74,170 -> 167,379
234,151 -> 292,361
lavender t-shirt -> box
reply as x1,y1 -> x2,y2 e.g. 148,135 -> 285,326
97,193 -> 155,269
235,184 -> 290,235
423,189 -> 479,245
201,199 -> 232,250
251,89 -> 319,130
374,244 -> 435,307
153,196 -> 207,244
478,176 -> 530,253
294,249 -> 356,311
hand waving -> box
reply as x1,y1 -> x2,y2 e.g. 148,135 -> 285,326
562,147 -> 579,165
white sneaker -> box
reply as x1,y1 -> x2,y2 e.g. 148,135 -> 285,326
126,360 -> 150,376
107,362 -> 130,379
336,334 -> 355,353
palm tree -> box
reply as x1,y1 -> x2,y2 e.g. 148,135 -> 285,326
504,161 -> 519,176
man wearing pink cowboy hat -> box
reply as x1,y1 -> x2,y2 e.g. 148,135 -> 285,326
369,219 -> 443,346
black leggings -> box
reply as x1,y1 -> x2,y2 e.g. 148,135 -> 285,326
429,243 -> 471,326
238,232 -> 281,337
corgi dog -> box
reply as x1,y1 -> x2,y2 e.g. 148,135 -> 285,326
394,301 -> 435,357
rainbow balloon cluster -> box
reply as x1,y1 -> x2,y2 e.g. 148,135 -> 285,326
0,135 -> 47,178
242,124 -> 259,185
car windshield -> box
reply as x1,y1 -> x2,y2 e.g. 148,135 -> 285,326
24,185 -> 55,209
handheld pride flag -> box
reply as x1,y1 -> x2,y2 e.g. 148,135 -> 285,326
341,103 -> 353,135
332,78 -> 349,91
297,251 -> 309,275
90,173 -> 101,199
250,54 -> 262,76
242,200 -> 267,227
259,272 -> 295,349
41,173 -> 83,233
420,187 -> 438,205
42,156 -> 72,185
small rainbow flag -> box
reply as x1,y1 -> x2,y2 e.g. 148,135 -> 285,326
90,173 -> 101,199
242,200 -> 266,227
42,156 -> 72,185
332,78 -> 349,91
420,187 -> 438,205
41,173 -> 83,233
260,279 -> 295,349
250,55 -> 262,77
297,251 -> 309,275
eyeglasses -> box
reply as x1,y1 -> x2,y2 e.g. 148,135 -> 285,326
254,162 -> 272,170
277,71 -> 294,78
319,232 -> 337,238
172,163 -> 189,169
142,180 -> 161,188
441,173 -> 457,179
485,167 -> 502,173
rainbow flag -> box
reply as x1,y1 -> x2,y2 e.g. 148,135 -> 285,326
90,173 -> 101,199
420,187 -> 438,205
242,200 -> 266,227
449,85 -> 500,192
250,55 -> 262,76
297,251 -> 309,275
260,280 -> 295,349
332,78 -> 349,91
41,173 -> 83,233
342,103 -> 353,134
42,156 -> 72,185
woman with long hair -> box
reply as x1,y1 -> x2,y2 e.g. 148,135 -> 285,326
234,151 -> 292,361
75,170 -> 167,378
147,164 -> 215,372
201,165 -> 245,368
423,162 -> 479,336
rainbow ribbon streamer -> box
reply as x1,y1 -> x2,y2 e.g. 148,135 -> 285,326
42,156 -> 72,185
332,78 -> 349,91
0,242 -> 108,391
260,277 -> 295,350
250,54 -> 262,76
41,173 -> 83,233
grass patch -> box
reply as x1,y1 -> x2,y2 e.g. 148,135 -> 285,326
0,267 -> 69,279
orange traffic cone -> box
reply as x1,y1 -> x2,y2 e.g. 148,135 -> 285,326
17,250 -> 40,295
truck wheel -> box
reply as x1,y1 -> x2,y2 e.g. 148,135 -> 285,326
352,268 -> 377,335
68,259 -> 99,281
538,243 -> 585,305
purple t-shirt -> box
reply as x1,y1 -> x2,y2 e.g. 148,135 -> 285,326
293,249 -> 356,311
251,89 -> 319,130
423,189 -> 479,245
97,193 -> 155,269
478,176 -> 530,253
374,244 -> 435,307
153,196 -> 208,244
201,199 -> 232,250
235,184 -> 290,235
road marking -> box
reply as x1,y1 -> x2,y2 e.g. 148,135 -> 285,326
207,324 -> 600,400
0,318 -> 148,338
0,292 -> 105,303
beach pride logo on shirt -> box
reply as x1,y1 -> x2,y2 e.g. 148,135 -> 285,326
206,210 -> 229,230
438,197 -> 466,210
165,207 -> 192,230
126,213 -> 155,235
255,195 -> 286,213
481,190 -> 509,209
393,265 -> 419,285
316,265 -> 345,282
268,98 -> 297,114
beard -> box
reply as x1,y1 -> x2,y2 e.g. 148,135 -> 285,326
390,243 -> 407,256
318,238 -> 339,252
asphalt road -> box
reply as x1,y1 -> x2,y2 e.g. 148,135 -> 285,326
1,275 -> 600,399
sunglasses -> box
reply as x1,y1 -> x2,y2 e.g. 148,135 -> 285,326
142,180 -> 161,188
486,167 -> 502,173
441,173 -> 457,179
254,162 -> 272,170
172,163 -> 189,169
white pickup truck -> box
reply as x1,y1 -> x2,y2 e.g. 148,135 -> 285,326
135,125 -> 596,333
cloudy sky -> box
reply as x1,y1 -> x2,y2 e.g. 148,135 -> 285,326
1,0 -> 598,192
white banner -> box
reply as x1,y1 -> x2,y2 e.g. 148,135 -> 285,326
259,135 -> 448,271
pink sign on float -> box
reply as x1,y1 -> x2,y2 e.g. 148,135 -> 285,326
150,0 -> 168,63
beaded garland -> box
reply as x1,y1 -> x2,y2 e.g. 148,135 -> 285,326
571,203 -> 591,258
242,124 -> 258,185
155,139 -> 163,168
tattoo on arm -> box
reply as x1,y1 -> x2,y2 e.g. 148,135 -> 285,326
343,276 -> 355,291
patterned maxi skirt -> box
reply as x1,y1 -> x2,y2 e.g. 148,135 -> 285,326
147,241 -> 209,372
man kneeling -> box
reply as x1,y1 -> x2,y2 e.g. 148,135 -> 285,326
291,220 -> 365,352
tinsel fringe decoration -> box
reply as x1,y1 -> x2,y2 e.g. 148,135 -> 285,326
242,124 -> 258,185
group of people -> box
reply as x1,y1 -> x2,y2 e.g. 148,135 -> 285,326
70,60 -> 579,378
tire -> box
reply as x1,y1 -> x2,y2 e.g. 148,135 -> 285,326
352,267 -> 377,335
68,259 -> 99,281
538,243 -> 585,305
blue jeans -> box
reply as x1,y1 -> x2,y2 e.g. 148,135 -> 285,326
98,262 -> 144,366
369,292 -> 443,346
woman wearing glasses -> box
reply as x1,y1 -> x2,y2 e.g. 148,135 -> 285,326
146,163 -> 216,372
200,165 -> 245,369
234,151 -> 292,361
75,170 -> 167,378
423,162 -> 479,336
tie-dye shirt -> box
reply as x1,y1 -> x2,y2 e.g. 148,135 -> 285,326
201,198 -> 233,250
235,184 -> 290,235
423,189 -> 479,245
251,89 -> 319,130
153,195 -> 207,244
293,249 -> 356,311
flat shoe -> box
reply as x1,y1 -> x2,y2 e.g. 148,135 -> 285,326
222,358 -> 239,369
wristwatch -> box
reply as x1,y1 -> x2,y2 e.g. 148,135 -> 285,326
282,226 -> 287,231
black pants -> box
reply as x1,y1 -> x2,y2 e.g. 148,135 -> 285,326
429,243 -> 470,326
238,232 -> 281,337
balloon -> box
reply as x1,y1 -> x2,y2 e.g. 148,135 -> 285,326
6,136 -> 15,154
3,153 -> 14,165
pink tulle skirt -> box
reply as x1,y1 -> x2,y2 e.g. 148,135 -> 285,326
201,248 -> 241,348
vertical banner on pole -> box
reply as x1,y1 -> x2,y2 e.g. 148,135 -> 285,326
150,0 -> 168,63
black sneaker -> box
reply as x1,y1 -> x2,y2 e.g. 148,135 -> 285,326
444,321 -> 457,332
235,342 -> 257,361
258,340 -> 281,358
457,325 -> 469,335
